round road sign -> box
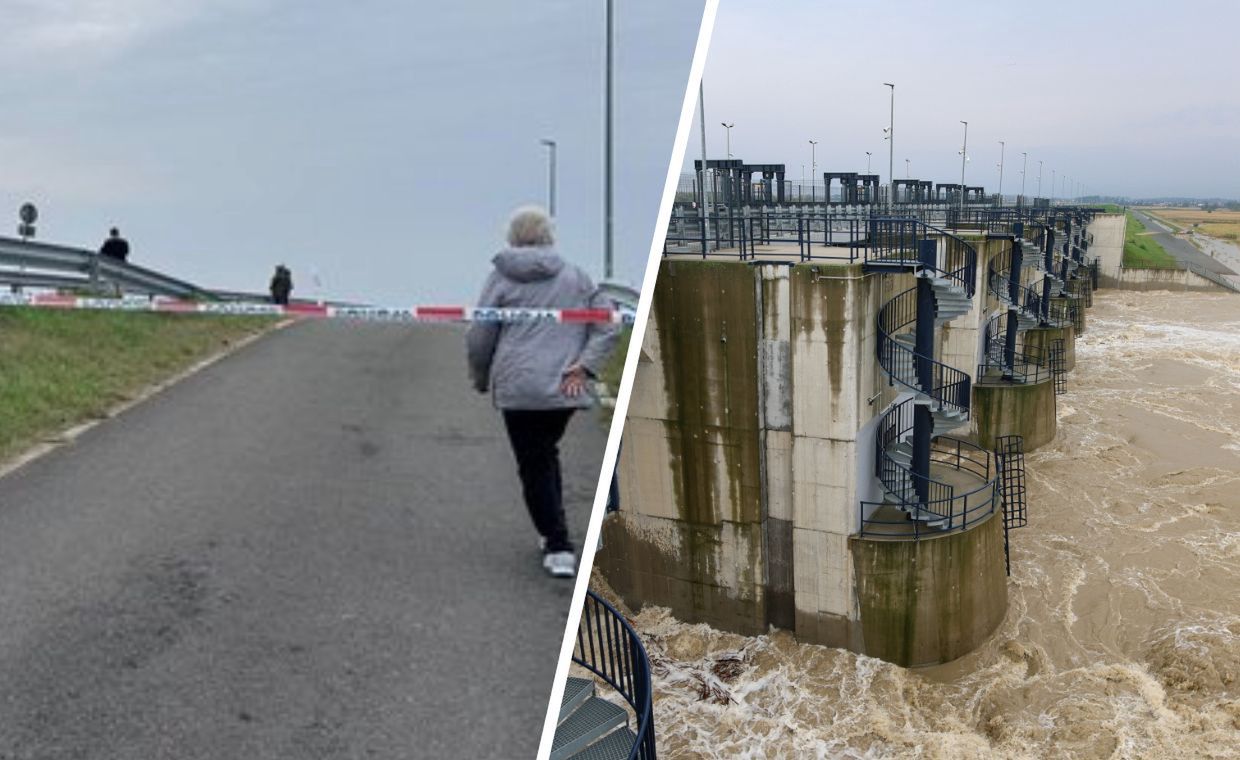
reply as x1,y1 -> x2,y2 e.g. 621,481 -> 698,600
19,203 -> 38,224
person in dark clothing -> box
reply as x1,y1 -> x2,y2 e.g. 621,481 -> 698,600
269,265 -> 293,305
99,228 -> 129,262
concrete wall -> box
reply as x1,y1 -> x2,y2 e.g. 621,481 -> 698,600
973,377 -> 1057,451
1088,213 -> 1126,276
852,511 -> 1008,667
787,262 -> 884,649
599,260 -> 768,635
1101,266 -> 1222,292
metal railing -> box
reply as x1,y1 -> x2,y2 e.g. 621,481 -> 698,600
574,590 -> 656,760
662,208 -> 868,261
977,312 -> 1056,384
876,289 -> 972,412
864,419 -> 999,539
0,235 -> 213,299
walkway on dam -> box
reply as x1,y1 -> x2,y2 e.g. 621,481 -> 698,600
0,321 -> 601,758
1131,208 -> 1236,275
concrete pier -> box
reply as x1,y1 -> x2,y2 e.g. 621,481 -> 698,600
972,377 -> 1057,451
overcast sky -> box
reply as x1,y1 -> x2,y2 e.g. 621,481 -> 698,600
688,0 -> 1239,201
0,0 -> 704,304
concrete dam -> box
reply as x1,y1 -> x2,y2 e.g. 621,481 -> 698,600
598,201 -> 1127,667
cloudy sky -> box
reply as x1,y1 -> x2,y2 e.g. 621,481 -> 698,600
688,0 -> 1239,201
0,0 -> 705,304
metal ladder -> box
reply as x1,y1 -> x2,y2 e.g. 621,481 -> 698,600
995,435 -> 1028,576
1049,339 -> 1067,395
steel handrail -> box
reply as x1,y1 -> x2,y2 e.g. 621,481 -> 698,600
573,590 -> 656,760
876,289 -> 972,413
0,235 -> 214,299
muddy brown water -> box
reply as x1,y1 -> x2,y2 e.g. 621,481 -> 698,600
597,290 -> 1240,759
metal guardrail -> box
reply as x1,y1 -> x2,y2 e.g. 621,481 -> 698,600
0,235 -> 212,299
574,590 -> 656,760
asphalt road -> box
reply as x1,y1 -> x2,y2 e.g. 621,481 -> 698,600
0,320 -> 605,759
1130,208 -> 1236,275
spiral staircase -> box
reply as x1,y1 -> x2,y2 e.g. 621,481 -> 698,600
864,219 -> 996,534
979,224 -> 1067,383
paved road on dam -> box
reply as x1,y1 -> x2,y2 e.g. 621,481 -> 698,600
0,320 -> 604,759
1130,207 -> 1235,274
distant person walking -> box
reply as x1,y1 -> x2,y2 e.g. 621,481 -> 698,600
270,265 -> 293,305
467,206 -> 618,579
99,228 -> 129,263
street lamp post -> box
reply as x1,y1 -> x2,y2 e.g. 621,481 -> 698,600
959,120 -> 968,214
1037,160 -> 1043,200
697,79 -> 710,242
997,140 -> 1005,205
721,122 -> 734,158
866,151 -> 872,174
809,139 -> 818,203
1020,151 -> 1028,203
539,139 -> 557,217
1051,168 -> 1056,205
604,0 -> 613,279
905,158 -> 910,178
884,82 -> 895,205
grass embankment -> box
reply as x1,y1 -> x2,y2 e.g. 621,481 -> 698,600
597,326 -> 632,425
1123,210 -> 1178,268
1146,207 -> 1240,244
0,308 -> 274,462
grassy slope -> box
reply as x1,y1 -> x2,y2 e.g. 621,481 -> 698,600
596,326 -> 632,425
1123,210 -> 1178,267
0,308 -> 274,461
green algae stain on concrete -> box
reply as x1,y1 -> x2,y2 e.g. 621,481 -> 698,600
789,263 -> 862,402
973,378 -> 1057,451
653,261 -> 762,564
851,513 -> 1008,667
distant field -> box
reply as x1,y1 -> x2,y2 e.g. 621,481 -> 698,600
1145,206 -> 1240,244
1123,210 -> 1178,267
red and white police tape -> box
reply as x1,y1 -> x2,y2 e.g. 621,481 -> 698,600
0,292 -> 636,325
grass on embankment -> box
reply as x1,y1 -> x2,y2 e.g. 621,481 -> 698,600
1123,210 -> 1179,268
0,308 -> 275,462
597,326 -> 632,425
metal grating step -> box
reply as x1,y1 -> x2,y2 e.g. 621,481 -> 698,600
560,676 -> 594,721
551,696 -> 628,760
572,727 -> 639,760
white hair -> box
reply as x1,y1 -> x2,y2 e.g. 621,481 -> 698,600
507,206 -> 555,247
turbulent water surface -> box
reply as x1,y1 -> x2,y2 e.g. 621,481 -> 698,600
601,290 -> 1240,759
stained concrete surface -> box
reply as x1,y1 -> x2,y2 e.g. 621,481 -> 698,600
0,320 -> 603,759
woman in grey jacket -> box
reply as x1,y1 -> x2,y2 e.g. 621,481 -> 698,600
466,207 -> 619,578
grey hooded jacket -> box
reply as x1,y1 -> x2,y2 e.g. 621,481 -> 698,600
466,247 -> 619,410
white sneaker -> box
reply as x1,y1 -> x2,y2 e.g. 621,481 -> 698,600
543,551 -> 576,579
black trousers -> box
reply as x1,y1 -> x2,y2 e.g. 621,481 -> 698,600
502,409 -> 575,553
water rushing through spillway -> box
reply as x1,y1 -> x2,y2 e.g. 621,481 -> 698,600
600,290 -> 1240,758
